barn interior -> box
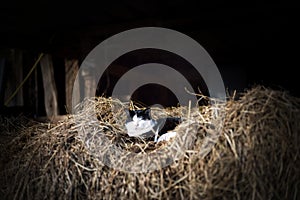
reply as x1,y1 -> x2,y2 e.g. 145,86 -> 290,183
0,1 -> 298,118
0,1 -> 299,200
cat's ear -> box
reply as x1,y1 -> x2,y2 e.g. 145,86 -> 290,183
144,108 -> 151,119
128,110 -> 135,118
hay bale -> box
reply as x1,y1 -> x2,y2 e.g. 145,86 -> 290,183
0,86 -> 299,200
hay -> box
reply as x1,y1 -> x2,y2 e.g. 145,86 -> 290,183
0,86 -> 299,199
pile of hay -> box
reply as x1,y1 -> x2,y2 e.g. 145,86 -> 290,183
0,86 -> 299,200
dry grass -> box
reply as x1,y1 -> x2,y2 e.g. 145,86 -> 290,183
0,86 -> 299,200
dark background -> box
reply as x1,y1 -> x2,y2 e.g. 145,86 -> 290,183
0,0 -> 299,100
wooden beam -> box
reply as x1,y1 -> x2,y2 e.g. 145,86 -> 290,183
40,54 -> 58,117
65,58 -> 79,113
3,49 -> 23,107
0,58 -> 5,105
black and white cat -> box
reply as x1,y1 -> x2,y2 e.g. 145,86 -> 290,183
125,108 -> 156,138
125,108 -> 181,142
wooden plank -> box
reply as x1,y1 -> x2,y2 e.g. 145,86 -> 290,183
65,59 -> 79,113
82,67 -> 97,99
0,58 -> 5,105
3,49 -> 23,107
40,54 -> 58,117
22,52 -> 40,117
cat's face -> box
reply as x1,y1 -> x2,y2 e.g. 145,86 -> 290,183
128,108 -> 151,120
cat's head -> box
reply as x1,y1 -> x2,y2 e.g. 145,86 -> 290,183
128,108 -> 151,120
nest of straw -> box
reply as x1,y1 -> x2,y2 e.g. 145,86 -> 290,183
0,86 -> 299,200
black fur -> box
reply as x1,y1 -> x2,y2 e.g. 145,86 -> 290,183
157,117 -> 182,135
127,108 -> 181,136
128,108 -> 151,120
